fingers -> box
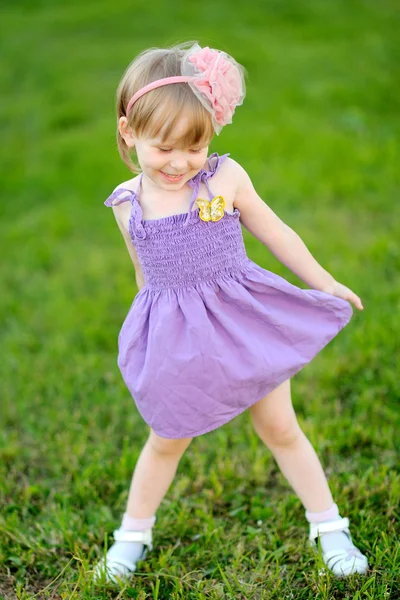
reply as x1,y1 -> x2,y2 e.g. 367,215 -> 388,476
327,282 -> 364,311
351,292 -> 364,311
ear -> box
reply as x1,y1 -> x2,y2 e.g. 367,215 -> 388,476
118,116 -> 135,148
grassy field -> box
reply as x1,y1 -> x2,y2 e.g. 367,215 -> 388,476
1,0 -> 399,598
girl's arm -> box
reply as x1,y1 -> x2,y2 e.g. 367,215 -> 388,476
112,208 -> 145,290
229,159 -> 363,309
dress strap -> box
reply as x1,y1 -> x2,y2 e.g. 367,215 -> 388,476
104,188 -> 135,207
104,175 -> 146,239
104,174 -> 143,207
184,152 -> 230,226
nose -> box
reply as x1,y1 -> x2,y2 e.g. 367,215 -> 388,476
169,154 -> 188,172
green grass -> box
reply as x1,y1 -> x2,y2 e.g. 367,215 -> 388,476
1,0 -> 399,598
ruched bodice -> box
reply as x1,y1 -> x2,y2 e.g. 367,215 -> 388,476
105,153 -> 249,289
124,209 -> 247,289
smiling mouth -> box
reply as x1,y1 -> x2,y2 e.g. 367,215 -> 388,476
160,171 -> 185,179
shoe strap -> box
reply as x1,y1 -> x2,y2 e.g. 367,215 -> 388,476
113,527 -> 153,549
309,517 -> 350,540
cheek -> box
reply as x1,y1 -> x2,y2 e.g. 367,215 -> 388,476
193,153 -> 208,169
143,151 -> 163,168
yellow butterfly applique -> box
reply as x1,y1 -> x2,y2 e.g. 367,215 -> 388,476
195,196 -> 226,222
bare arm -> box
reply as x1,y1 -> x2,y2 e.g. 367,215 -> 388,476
229,159 -> 363,309
230,159 -> 334,290
112,207 -> 145,290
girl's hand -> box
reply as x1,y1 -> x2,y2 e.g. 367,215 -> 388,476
322,281 -> 364,311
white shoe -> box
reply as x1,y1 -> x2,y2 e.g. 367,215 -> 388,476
309,517 -> 368,577
93,527 -> 153,584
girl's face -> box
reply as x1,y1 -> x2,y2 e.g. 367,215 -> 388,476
120,113 -> 211,192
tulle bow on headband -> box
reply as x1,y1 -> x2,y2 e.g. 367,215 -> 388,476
126,44 -> 246,134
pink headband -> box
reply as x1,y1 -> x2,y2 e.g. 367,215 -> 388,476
126,76 -> 196,115
125,44 -> 246,135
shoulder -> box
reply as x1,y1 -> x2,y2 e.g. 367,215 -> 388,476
112,175 -> 141,194
213,155 -> 252,192
105,176 -> 141,230
224,157 -> 250,181
106,176 -> 140,213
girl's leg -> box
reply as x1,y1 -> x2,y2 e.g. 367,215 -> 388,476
248,379 -> 368,575
125,429 -> 193,518
249,378 -> 333,512
95,430 -> 192,582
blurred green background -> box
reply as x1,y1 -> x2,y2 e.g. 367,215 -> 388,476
1,1 -> 399,598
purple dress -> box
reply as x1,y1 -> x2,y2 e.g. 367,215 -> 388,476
105,153 -> 352,439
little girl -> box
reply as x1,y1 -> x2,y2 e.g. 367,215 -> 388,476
94,41 -> 368,583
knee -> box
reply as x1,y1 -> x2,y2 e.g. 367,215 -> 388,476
252,414 -> 302,449
147,430 -> 192,457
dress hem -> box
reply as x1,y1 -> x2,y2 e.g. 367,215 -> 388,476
145,312 -> 349,439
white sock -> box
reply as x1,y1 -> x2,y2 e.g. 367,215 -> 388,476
305,503 -> 354,554
106,514 -> 155,567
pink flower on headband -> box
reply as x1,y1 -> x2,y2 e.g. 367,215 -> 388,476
182,45 -> 245,134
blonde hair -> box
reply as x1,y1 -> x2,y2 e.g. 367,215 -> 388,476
116,42 -> 215,173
